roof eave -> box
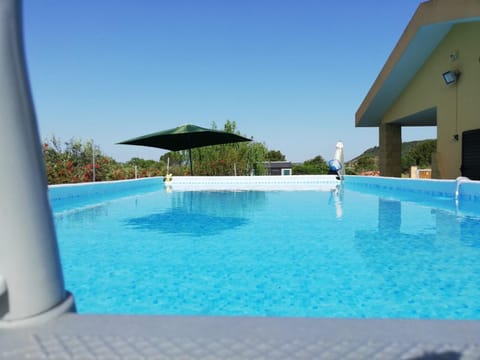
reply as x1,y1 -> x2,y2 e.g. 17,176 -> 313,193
355,0 -> 480,128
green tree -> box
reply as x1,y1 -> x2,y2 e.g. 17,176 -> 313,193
266,150 -> 286,161
160,151 -> 187,175
354,155 -> 378,173
293,155 -> 329,174
186,120 -> 268,176
125,157 -> 165,178
401,140 -> 436,173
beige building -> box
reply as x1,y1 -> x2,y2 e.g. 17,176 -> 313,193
356,0 -> 480,179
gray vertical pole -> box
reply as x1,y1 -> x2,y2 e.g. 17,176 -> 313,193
189,148 -> 193,175
92,139 -> 95,182
0,0 -> 74,326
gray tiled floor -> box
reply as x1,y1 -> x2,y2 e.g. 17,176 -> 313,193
1,314 -> 480,359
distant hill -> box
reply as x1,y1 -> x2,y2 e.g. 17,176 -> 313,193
348,139 -> 436,164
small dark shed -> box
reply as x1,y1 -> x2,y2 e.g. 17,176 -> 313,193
263,161 -> 293,176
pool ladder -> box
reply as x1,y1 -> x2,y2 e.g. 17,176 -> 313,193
455,176 -> 471,204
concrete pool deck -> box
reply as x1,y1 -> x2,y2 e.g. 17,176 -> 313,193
1,314 -> 480,359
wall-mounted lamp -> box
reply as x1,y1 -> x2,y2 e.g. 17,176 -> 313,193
442,70 -> 460,85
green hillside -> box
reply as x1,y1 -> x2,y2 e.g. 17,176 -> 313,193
347,139 -> 436,174
350,140 -> 435,162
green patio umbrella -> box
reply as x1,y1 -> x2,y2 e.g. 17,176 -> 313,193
118,124 -> 252,175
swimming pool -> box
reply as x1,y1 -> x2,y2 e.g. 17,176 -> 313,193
50,176 -> 480,319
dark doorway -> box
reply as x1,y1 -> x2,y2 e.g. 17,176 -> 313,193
461,129 -> 480,180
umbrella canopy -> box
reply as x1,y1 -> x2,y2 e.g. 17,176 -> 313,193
118,124 -> 252,175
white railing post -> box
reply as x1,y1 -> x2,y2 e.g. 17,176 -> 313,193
0,0 -> 74,326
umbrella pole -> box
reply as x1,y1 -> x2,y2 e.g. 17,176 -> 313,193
189,148 -> 193,176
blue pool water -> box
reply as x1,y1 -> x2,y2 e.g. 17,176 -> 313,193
52,179 -> 480,319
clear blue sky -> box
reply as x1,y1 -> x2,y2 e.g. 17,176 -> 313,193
23,0 -> 435,163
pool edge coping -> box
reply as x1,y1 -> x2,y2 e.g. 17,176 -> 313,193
1,313 -> 479,359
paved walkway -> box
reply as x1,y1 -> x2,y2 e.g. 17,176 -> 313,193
1,314 -> 480,359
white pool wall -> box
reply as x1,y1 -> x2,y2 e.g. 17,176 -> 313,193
344,176 -> 455,196
344,175 -> 480,199
49,177 -> 163,202
166,175 -> 340,191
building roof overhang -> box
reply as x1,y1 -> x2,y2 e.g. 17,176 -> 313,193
355,0 -> 480,128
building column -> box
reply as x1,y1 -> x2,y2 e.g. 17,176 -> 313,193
379,123 -> 402,177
